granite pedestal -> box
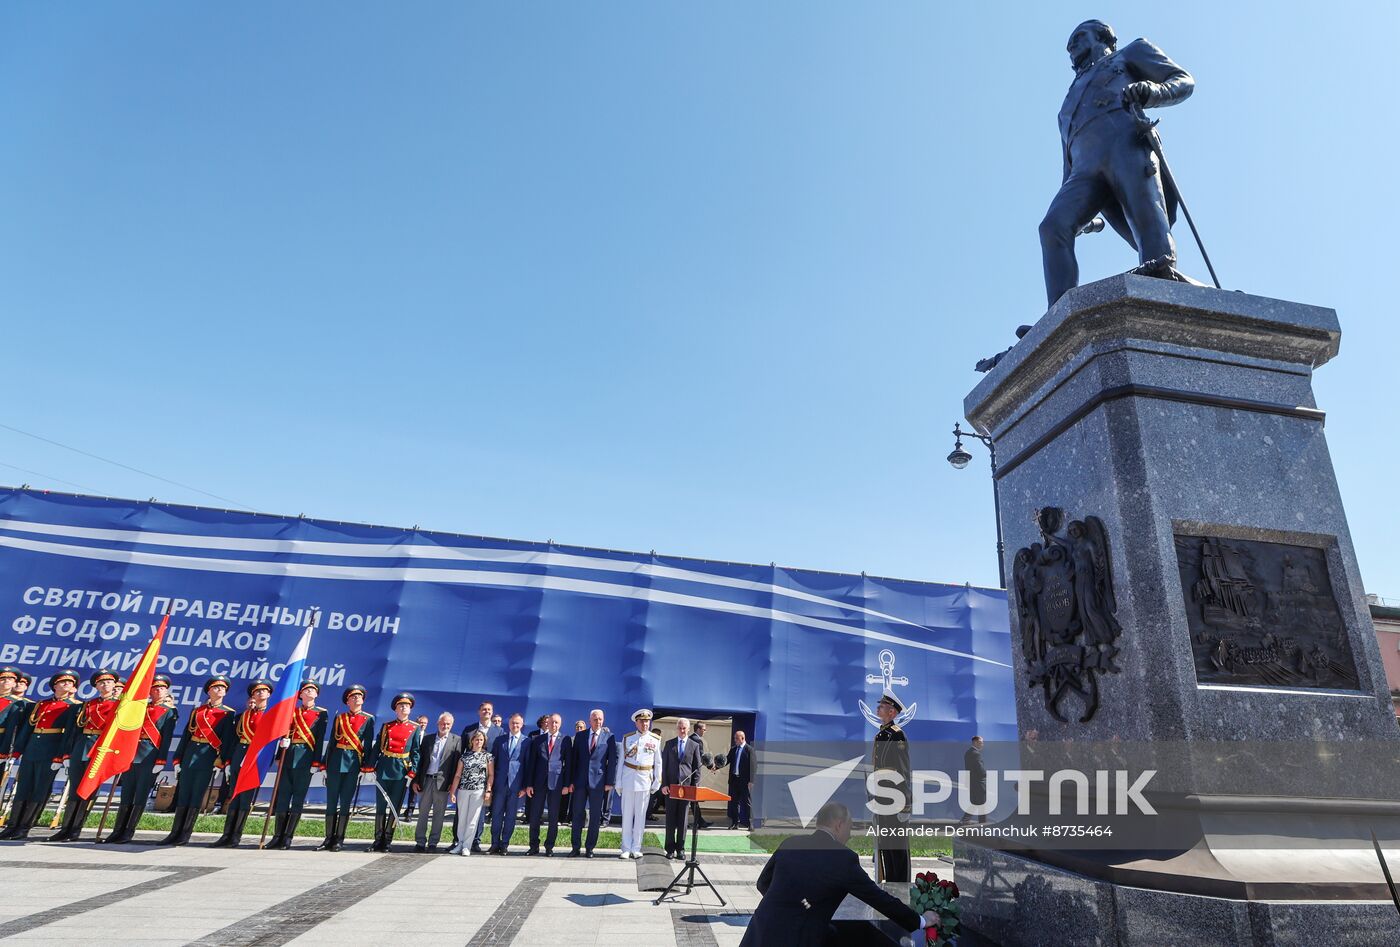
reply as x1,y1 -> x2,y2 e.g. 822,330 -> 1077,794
954,276 -> 1400,945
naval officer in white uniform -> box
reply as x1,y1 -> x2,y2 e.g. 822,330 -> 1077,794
615,707 -> 662,858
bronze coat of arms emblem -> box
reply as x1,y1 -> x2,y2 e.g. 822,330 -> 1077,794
1012,507 -> 1122,722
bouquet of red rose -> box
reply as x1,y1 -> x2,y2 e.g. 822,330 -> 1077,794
910,871 -> 961,946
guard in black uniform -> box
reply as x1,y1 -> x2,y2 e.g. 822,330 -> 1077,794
100,674 -> 179,844
870,693 -> 911,883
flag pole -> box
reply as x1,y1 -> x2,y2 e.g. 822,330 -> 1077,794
258,748 -> 290,849
95,775 -> 121,841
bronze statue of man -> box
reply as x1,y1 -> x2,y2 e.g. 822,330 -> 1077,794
1040,20 -> 1194,306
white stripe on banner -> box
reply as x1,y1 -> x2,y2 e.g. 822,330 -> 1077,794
0,517 -> 954,638
0,531 -> 1009,668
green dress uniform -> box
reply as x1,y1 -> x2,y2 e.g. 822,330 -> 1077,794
269,684 -> 327,849
0,666 -> 22,763
159,676 -> 237,846
319,684 -> 375,852
0,671 -> 34,821
101,682 -> 178,844
211,680 -> 272,848
51,670 -> 122,842
0,670 -> 82,841
870,698 -> 912,884
370,693 -> 422,853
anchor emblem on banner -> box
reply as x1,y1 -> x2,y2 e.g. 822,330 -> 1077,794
858,649 -> 917,728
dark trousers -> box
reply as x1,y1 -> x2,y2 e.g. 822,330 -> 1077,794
727,781 -> 751,825
119,761 -> 161,812
527,784 -> 563,851
273,745 -> 316,815
1039,114 -> 1175,306
225,754 -> 255,816
324,768 -> 361,818
570,784 -> 606,852
876,812 -> 910,883
173,744 -> 221,810
376,777 -> 407,819
664,797 -> 690,853
878,844 -> 911,884
13,754 -> 61,805
489,783 -> 521,850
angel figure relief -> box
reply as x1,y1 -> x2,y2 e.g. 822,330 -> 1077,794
1013,507 -> 1123,723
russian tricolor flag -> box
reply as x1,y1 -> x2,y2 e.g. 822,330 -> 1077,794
232,612 -> 318,798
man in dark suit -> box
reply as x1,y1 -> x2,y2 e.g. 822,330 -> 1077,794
727,730 -> 754,829
523,712 -> 567,855
565,707 -> 616,857
459,700 -> 503,852
1040,19 -> 1195,306
740,801 -> 933,947
488,712 -> 528,854
413,712 -> 462,851
689,721 -> 713,828
961,734 -> 988,825
660,717 -> 702,858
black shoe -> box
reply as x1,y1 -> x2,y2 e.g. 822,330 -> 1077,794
158,807 -> 189,846
280,813 -> 301,849
470,842 -> 483,853
211,808 -> 247,848
567,848 -> 581,857
526,847 -> 540,856
584,850 -> 594,858
317,813 -> 338,851
0,801 -> 39,840
48,799 -> 88,842
415,844 -> 427,853
544,848 -> 553,857
727,823 -> 738,830
268,813 -> 290,850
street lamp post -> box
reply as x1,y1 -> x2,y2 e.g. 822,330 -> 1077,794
947,422 -> 1005,589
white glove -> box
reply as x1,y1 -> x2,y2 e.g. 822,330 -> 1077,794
174,763 -> 182,774
153,763 -> 164,775
50,762 -> 63,772
279,737 -> 291,749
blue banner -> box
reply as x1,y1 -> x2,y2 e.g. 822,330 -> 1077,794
0,488 -> 1014,744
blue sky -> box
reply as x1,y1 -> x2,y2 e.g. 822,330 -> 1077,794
1,3 -> 1396,594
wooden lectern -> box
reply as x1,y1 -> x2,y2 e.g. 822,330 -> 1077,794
652,784 -> 730,906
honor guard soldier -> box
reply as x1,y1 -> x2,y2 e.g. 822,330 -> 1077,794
100,674 -> 178,844
50,670 -> 121,841
212,680 -> 271,847
160,675 -> 236,846
371,693 -> 421,852
0,670 -> 81,841
0,666 -> 21,767
615,708 -> 662,859
268,679 -> 326,849
870,693 -> 912,883
1,671 -> 35,776
320,683 -> 374,852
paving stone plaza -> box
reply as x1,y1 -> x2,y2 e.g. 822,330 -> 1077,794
0,828 -> 950,944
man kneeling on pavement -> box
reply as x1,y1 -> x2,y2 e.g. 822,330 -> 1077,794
740,801 -> 940,947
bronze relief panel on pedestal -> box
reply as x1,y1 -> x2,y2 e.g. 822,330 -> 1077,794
1173,534 -> 1359,689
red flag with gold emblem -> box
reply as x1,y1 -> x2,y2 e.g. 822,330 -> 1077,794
76,614 -> 169,799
